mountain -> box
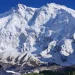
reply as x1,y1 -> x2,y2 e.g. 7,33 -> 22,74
0,3 -> 75,66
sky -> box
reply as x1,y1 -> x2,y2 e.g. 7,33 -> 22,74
0,0 -> 75,14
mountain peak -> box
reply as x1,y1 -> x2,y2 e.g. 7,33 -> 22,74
17,3 -> 75,18
18,3 -> 27,10
45,3 -> 75,18
47,3 -> 59,6
0,3 -> 75,66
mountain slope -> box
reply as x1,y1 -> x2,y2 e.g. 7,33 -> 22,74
0,3 -> 75,66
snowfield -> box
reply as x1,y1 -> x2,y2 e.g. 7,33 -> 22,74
0,3 -> 75,66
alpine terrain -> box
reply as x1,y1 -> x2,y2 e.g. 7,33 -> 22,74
0,3 -> 75,67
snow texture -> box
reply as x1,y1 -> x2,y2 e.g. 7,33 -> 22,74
0,3 -> 75,66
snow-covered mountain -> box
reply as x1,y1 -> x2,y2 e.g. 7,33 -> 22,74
0,3 -> 75,66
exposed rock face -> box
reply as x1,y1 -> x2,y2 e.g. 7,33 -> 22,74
0,65 -> 11,75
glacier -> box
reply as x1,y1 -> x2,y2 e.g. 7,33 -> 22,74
0,3 -> 75,66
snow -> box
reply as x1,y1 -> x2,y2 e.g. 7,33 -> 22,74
61,39 -> 73,56
73,33 -> 75,40
47,3 -> 75,18
0,3 -> 75,66
40,50 -> 52,58
6,70 -> 16,74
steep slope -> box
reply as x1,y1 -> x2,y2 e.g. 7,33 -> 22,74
0,3 -> 75,66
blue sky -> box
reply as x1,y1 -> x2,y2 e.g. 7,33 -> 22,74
0,0 -> 75,14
